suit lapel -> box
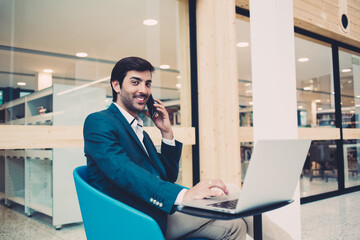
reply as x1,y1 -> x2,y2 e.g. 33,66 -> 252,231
108,104 -> 148,155
143,131 -> 166,178
107,104 -> 166,179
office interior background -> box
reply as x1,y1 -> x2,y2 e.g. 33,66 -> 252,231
0,0 -> 360,236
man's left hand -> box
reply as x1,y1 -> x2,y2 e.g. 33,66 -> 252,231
146,98 -> 174,140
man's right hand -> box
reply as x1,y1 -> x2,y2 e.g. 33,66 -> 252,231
183,179 -> 229,202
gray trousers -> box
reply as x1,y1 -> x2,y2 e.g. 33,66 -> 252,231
166,210 -> 293,240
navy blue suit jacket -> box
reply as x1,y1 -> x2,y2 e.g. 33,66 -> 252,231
83,103 -> 183,234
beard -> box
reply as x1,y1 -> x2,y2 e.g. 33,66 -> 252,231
119,92 -> 147,116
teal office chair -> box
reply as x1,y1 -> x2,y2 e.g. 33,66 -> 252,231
73,166 -> 206,240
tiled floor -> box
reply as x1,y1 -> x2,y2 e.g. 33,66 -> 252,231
0,191 -> 360,240
301,191 -> 360,240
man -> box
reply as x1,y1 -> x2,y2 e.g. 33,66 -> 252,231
84,56 -> 291,240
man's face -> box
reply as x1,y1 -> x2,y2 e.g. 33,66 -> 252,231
112,70 -> 152,117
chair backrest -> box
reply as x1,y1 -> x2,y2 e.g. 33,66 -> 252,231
73,165 -> 165,240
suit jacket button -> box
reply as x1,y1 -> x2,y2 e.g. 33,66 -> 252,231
159,203 -> 163,207
150,198 -> 154,203
156,201 -> 159,206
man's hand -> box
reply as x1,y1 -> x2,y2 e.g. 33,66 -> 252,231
146,98 -> 174,140
183,179 -> 229,202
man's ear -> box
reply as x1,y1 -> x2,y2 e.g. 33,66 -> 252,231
112,80 -> 121,93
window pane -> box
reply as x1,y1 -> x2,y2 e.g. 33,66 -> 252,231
339,49 -> 360,188
236,17 -> 254,182
295,36 -> 338,196
0,0 -> 191,191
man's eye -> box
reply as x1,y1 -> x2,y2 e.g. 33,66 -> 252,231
131,81 -> 139,85
146,82 -> 152,87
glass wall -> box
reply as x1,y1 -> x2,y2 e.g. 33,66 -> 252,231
235,15 -> 353,197
339,49 -> 360,188
294,35 -> 339,197
0,0 -> 189,126
0,0 -> 192,221
236,17 -> 254,182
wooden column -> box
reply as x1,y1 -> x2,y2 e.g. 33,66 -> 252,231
196,0 -> 241,184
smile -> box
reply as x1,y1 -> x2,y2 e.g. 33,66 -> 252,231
135,96 -> 146,103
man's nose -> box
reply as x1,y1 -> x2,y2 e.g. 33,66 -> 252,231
138,82 -> 147,93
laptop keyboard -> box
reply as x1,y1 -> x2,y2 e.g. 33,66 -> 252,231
207,199 -> 238,209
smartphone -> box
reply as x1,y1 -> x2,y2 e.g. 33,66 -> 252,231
146,94 -> 157,119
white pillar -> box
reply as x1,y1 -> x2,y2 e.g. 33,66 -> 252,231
250,0 -> 301,239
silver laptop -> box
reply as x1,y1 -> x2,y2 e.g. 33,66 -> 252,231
180,139 -> 311,214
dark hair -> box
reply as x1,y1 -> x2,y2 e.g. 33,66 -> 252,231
110,56 -> 155,102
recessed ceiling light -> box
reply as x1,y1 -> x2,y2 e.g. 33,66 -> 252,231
303,87 -> 312,91
317,107 -> 323,111
236,42 -> 249,47
17,82 -> 26,86
43,69 -> 53,73
315,99 -> 321,103
176,83 -> 181,89
249,101 -> 253,105
159,65 -> 170,69
76,52 -> 88,57
342,68 -> 352,73
143,19 -> 158,26
298,106 -> 304,109
298,57 -> 309,62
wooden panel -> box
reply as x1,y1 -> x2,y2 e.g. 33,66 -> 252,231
343,128 -> 360,139
197,0 -> 241,184
0,126 -> 195,149
238,127 -> 341,142
298,127 -> 341,140
236,0 -> 360,48
239,127 -> 253,142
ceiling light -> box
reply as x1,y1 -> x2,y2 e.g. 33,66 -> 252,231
249,101 -> 253,105
176,83 -> 181,89
245,83 -> 251,86
315,99 -> 321,103
76,52 -> 88,57
298,106 -> 304,109
303,87 -> 312,91
159,65 -> 170,69
317,107 -> 323,111
236,42 -> 249,47
177,75 -> 181,79
43,69 -> 53,73
298,57 -> 309,62
143,19 -> 158,26
342,68 -> 352,73
17,82 -> 26,86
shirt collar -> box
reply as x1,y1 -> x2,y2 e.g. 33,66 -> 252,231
113,102 -> 143,127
